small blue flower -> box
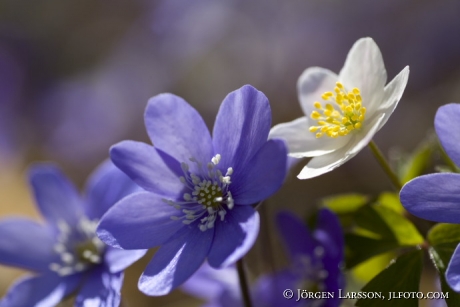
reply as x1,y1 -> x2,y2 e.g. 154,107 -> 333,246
0,161 -> 146,306
96,85 -> 288,296
400,103 -> 460,292
182,208 -> 344,307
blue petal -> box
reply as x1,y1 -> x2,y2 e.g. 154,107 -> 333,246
0,273 -> 81,307
400,173 -> 460,223
138,223 -> 213,296
144,93 -> 214,168
435,103 -> 460,167
275,211 -> 315,260
0,218 -> 56,272
75,267 -> 123,307
212,85 -> 272,174
231,139 -> 287,205
181,263 -> 238,301
84,159 -> 140,220
110,140 -> 183,197
97,192 -> 184,249
447,243 -> 460,292
28,164 -> 84,228
207,206 -> 259,268
104,247 -> 147,273
253,269 -> 299,307
313,208 -> 344,264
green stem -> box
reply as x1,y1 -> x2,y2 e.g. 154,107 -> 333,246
237,258 -> 253,307
368,140 -> 402,190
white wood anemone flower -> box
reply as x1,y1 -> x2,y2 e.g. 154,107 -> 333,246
269,37 -> 409,179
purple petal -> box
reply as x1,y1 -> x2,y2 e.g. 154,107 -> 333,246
212,85 -> 271,173
231,139 -> 287,205
207,206 -> 259,268
0,218 -> 56,272
0,273 -> 81,307
446,243 -> 460,292
181,263 -> 238,301
84,159 -> 139,220
97,192 -> 184,249
400,173 -> 460,223
138,224 -> 213,296
435,103 -> 460,167
104,248 -> 147,273
253,269 -> 299,307
276,211 -> 315,259
28,164 -> 84,228
75,267 -> 123,307
313,208 -> 344,264
144,93 -> 213,167
110,140 -> 183,197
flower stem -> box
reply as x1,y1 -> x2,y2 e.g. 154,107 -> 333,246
368,140 -> 402,190
237,258 -> 253,307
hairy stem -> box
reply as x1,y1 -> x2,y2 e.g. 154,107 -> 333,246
237,258 -> 253,307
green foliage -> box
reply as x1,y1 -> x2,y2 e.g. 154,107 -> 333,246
355,249 -> 423,307
342,202 -> 423,268
395,135 -> 435,184
428,224 -> 460,306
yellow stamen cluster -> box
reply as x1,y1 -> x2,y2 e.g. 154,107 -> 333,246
309,82 -> 366,138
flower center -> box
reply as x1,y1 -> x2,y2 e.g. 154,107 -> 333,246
49,218 -> 105,276
309,82 -> 366,138
163,154 -> 234,232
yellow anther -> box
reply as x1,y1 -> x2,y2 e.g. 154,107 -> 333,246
309,84 -> 365,138
311,111 -> 321,119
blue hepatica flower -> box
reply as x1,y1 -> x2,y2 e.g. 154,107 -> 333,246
182,208 -> 344,307
400,103 -> 460,292
0,161 -> 146,306
96,85 -> 288,296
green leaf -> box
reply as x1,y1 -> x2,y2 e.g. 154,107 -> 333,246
355,249 -> 423,307
429,243 -> 460,307
428,223 -> 460,246
376,192 -> 404,214
344,203 -> 423,268
353,205 -> 424,246
321,193 -> 369,214
399,140 -> 434,184
345,234 -> 399,269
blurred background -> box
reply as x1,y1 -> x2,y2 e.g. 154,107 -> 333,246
1,0 -> 460,306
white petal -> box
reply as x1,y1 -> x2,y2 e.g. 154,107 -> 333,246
375,66 -> 410,130
269,117 -> 351,157
296,113 -> 385,179
297,145 -> 351,179
339,37 -> 387,117
297,67 -> 338,115
347,113 -> 385,156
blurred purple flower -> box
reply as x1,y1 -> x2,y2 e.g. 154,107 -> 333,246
182,208 -> 344,307
96,85 -> 287,296
0,161 -> 146,306
400,103 -> 460,292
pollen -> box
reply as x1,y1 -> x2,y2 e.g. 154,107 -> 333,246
309,82 -> 366,138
